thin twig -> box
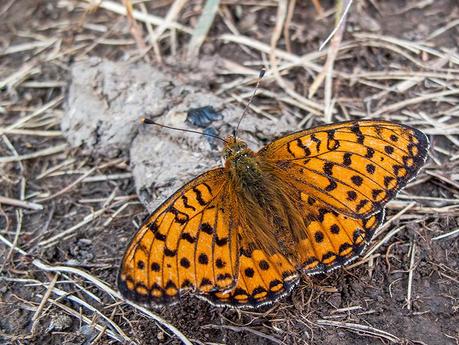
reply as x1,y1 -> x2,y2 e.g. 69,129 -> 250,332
37,208 -> 107,248
0,143 -> 67,164
432,228 -> 459,241
187,0 -> 221,59
316,320 -> 400,343
309,0 -> 349,121
82,0 -> 191,34
319,0 -> 353,51
0,196 -> 43,210
31,274 -> 59,334
36,158 -> 124,202
1,209 -> 23,271
406,242 -> 416,311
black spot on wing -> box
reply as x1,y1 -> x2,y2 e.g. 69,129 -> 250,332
168,206 -> 189,224
323,162 -> 334,176
365,147 -> 375,159
296,138 -> 311,156
343,153 -> 352,166
350,123 -> 365,144
325,179 -> 338,192
193,187 -> 207,206
216,236 -> 228,246
155,232 -> 166,241
181,194 -> 196,211
198,253 -> 209,265
311,133 -> 321,152
181,233 -> 196,243
200,223 -> 214,235
351,175 -> 363,186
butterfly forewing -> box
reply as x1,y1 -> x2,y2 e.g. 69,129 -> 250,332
118,168 -> 238,306
260,120 -> 429,219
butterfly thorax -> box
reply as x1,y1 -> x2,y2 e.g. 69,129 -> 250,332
222,137 -> 264,188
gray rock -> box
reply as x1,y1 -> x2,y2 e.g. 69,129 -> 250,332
62,58 -> 171,157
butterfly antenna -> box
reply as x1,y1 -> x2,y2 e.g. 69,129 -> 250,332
140,117 -> 228,144
235,68 -> 265,137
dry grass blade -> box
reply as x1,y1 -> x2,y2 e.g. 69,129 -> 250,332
82,0 -> 192,34
46,297 -> 125,342
0,196 -> 43,210
36,158 -> 124,202
283,0 -> 296,53
151,0 -> 187,41
31,274 -> 59,334
0,129 -> 62,137
1,210 -> 22,271
318,0 -> 353,51
0,63 -> 40,89
218,33 -> 326,73
122,0 -> 147,51
0,95 -> 63,135
426,18 -> 459,41
0,144 -> 68,163
373,89 -> 459,116
187,0 -> 221,59
1,39 -> 57,56
316,320 -> 400,343
143,0 -> 187,63
311,0 -> 324,16
203,324 -> 283,344
309,0 -> 350,121
432,228 -> 459,241
37,207 -> 107,248
269,0 -> 325,116
49,285 -> 130,342
406,242 -> 416,311
372,202 -> 416,240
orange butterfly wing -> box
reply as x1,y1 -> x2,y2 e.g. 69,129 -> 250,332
259,120 -> 429,273
204,212 -> 385,308
299,208 -> 385,273
203,196 -> 385,309
118,168 -> 239,306
260,120 -> 429,218
203,246 -> 299,308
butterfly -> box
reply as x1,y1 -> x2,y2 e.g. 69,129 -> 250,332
118,120 -> 429,308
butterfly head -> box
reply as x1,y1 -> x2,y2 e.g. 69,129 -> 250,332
222,136 -> 255,165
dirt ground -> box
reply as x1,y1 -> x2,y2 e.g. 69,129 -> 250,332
1,1 -> 459,344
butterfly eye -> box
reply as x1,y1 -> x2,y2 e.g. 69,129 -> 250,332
222,146 -> 233,159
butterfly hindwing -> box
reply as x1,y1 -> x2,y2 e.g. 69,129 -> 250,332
118,168 -> 238,306
298,207 -> 385,274
260,120 -> 429,218
203,245 -> 299,308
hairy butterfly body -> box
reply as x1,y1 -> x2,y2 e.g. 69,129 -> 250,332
118,120 -> 429,308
